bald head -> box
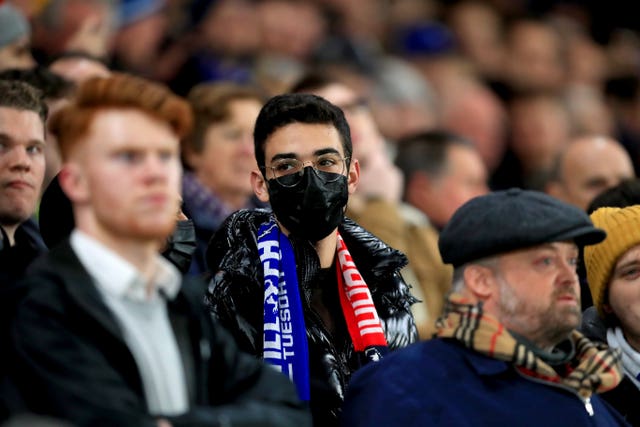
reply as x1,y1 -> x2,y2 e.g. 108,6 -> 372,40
547,136 -> 634,211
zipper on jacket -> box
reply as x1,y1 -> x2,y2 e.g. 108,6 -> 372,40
584,397 -> 594,417
515,368 -> 595,417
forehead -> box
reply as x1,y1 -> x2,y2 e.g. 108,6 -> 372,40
0,106 -> 44,139
264,122 -> 343,160
84,108 -> 177,149
565,139 -> 633,175
311,83 -> 357,107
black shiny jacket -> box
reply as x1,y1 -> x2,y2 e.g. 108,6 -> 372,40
206,209 -> 418,427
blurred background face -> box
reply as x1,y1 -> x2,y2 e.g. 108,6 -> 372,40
0,35 -> 35,71
509,95 -> 572,174
504,20 -> 566,94
553,137 -> 634,210
189,98 -> 261,199
311,82 -> 384,165
72,109 -> 181,241
426,144 -> 488,228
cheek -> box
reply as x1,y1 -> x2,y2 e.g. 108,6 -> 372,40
34,156 -> 46,179
200,145 -> 223,170
607,281 -> 638,317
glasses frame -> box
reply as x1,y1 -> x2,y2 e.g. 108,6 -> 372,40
262,156 -> 351,188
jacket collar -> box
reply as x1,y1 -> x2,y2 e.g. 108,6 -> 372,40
44,240 -> 129,341
339,216 -> 408,278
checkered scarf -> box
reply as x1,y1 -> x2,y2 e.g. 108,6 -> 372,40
436,293 -> 623,398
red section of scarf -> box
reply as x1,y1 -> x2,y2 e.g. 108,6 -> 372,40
336,233 -> 388,351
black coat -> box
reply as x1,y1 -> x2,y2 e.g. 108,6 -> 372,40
580,306 -> 640,426
206,209 -> 418,426
8,240 -> 311,427
0,219 -> 47,421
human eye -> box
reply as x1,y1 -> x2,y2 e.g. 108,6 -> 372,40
621,267 -> 640,281
26,143 -> 44,155
272,159 -> 299,175
222,128 -> 242,141
115,150 -> 142,164
534,256 -> 554,268
158,149 -> 176,162
315,154 -> 341,171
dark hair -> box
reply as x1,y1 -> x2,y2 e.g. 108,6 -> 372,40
289,71 -> 334,94
0,79 -> 48,124
587,178 -> 640,214
0,65 -> 75,100
395,130 -> 474,196
253,93 -> 352,172
605,75 -> 639,103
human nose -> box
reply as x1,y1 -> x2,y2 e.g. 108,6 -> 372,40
7,146 -> 31,171
557,257 -> 579,286
142,154 -> 172,179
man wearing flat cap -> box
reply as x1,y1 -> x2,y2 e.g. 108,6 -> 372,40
341,188 -> 630,426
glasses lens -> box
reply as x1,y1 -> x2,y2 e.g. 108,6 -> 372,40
271,159 -> 303,187
314,154 -> 345,183
269,156 -> 348,187
275,172 -> 303,187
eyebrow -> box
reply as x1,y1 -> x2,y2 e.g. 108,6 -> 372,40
0,132 -> 45,146
614,259 -> 640,275
269,147 -> 341,163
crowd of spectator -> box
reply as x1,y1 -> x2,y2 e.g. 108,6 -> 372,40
3,0 -> 640,425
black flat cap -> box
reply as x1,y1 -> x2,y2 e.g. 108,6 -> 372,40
438,188 -> 606,267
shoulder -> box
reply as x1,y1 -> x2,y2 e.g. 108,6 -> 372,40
339,217 -> 408,274
578,306 -> 607,342
351,339 -> 472,387
206,208 -> 272,269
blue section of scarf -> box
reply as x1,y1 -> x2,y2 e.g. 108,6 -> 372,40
258,221 -> 310,401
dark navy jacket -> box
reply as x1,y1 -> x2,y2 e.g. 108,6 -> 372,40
341,338 -> 629,427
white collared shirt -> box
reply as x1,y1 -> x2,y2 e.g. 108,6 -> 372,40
71,230 -> 188,415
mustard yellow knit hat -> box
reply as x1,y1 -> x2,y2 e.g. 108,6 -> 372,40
585,205 -> 640,318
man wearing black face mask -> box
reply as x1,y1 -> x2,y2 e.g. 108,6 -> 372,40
206,93 -> 418,427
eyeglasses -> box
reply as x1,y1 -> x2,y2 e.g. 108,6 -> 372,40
264,154 -> 350,187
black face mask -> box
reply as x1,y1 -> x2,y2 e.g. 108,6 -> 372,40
267,167 -> 348,242
162,219 -> 197,274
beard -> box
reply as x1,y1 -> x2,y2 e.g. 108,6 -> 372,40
496,275 -> 581,349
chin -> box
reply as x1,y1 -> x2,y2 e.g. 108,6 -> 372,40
129,220 -> 176,241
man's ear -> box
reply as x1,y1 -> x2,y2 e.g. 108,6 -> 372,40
347,158 -> 360,195
251,169 -> 269,202
545,180 -> 564,200
406,171 -> 431,207
58,163 -> 89,204
463,264 -> 495,301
